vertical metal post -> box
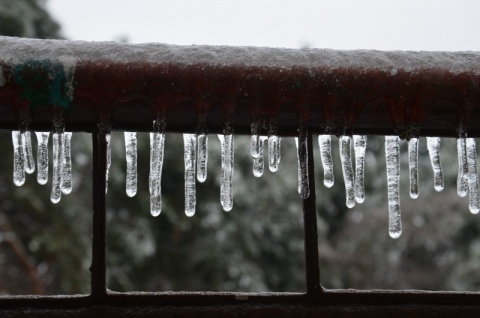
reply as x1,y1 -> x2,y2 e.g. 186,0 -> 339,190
91,131 -> 107,302
303,132 -> 321,294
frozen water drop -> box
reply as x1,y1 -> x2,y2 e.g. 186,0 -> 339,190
295,136 -> 310,199
408,138 -> 419,199
457,137 -> 468,198
218,134 -> 234,212
105,133 -> 111,194
61,132 -> 72,194
268,135 -> 281,172
197,133 -> 208,183
12,131 -> 25,187
253,136 -> 267,177
318,135 -> 334,188
149,121 -> 166,217
35,132 -> 49,185
466,138 -> 479,214
385,136 -> 402,239
124,132 -> 138,197
426,137 -> 444,192
353,135 -> 366,203
340,136 -> 355,208
21,131 -> 35,174
184,134 -> 197,217
50,132 -> 64,204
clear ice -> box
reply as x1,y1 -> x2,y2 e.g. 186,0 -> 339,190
61,132 -> 72,195
457,137 -> 468,198
105,133 -> 111,194
466,138 -> 479,214
184,134 -> 197,217
339,136 -> 355,208
268,135 -> 281,172
318,135 -> 334,188
124,132 -> 138,197
295,135 -> 310,199
408,138 -> 419,199
218,134 -> 234,212
50,132 -> 64,204
253,136 -> 268,177
353,135 -> 366,203
426,137 -> 444,192
12,131 -> 25,187
385,136 -> 402,239
35,132 -> 50,185
21,131 -> 35,174
197,133 -> 208,183
149,121 -> 166,217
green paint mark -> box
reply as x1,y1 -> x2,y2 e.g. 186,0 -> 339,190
13,59 -> 74,109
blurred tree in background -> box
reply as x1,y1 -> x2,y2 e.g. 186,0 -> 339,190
1,0 -> 480,296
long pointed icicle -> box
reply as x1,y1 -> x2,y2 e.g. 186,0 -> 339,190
408,138 -> 419,199
51,132 -> 64,204
218,134 -> 234,212
385,136 -> 402,239
61,132 -> 73,195
35,132 -> 50,185
340,136 -> 355,208
426,137 -> 444,192
457,137 -> 468,198
21,131 -> 35,174
466,138 -> 480,214
353,135 -> 366,203
105,133 -> 111,194
197,133 -> 208,183
149,121 -> 166,217
12,131 -> 25,187
184,134 -> 197,217
253,136 -> 268,177
319,135 -> 334,188
295,135 -> 310,199
124,132 -> 138,197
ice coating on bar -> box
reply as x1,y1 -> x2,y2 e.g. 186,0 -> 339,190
218,134 -> 234,212
295,136 -> 310,199
426,137 -> 444,192
457,138 -> 468,198
253,136 -> 268,177
61,132 -> 72,194
353,135 -> 366,203
105,133 -> 111,194
268,136 -> 281,173
184,134 -> 197,217
50,132 -> 63,204
385,136 -> 402,239
339,136 -> 355,208
150,122 -> 166,217
197,133 -> 208,183
12,131 -> 25,187
466,138 -> 479,214
35,132 -> 49,185
319,135 -> 334,188
124,132 -> 138,197
409,138 -> 419,199
22,131 -> 35,174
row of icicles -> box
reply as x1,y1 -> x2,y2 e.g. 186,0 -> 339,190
10,125 -> 480,239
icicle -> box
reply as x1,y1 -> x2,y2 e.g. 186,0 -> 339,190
149,121 -> 166,217
251,134 -> 260,159
253,136 -> 268,177
124,132 -> 138,197
457,137 -> 468,198
218,134 -> 234,212
385,136 -> 402,239
466,138 -> 479,214
426,137 -> 444,192
184,134 -> 197,217
319,135 -> 334,188
21,131 -> 35,174
105,133 -> 111,194
12,131 -> 25,187
408,138 -> 419,199
353,135 -> 366,203
50,132 -> 64,204
339,136 -> 355,208
35,132 -> 50,185
61,132 -> 72,194
197,133 -> 208,183
268,135 -> 281,172
295,135 -> 310,199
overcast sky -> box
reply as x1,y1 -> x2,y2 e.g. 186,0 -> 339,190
47,0 -> 480,51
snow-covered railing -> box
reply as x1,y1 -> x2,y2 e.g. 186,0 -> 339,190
1,36 -> 480,315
